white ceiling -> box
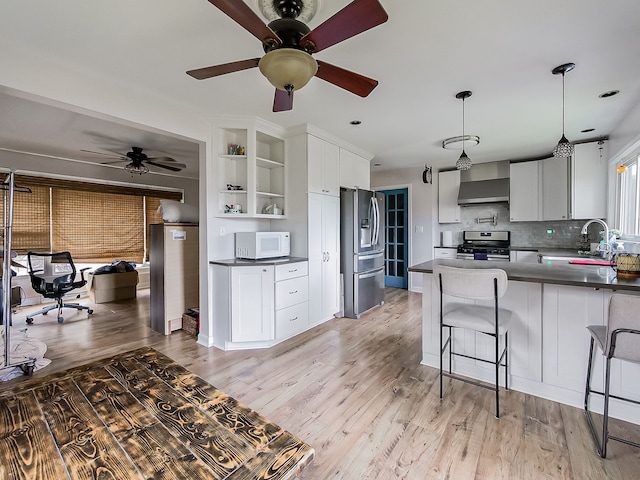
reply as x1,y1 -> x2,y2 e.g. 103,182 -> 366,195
1,0 -> 640,175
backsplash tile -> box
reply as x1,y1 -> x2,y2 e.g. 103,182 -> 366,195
438,203 -> 600,248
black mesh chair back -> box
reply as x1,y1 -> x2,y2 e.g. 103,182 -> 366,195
26,251 -> 93,324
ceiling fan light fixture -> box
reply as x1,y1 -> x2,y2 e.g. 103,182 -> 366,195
258,48 -> 318,92
125,162 -> 149,175
552,62 -> 576,158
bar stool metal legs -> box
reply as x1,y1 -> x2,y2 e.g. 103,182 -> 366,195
584,325 -> 640,458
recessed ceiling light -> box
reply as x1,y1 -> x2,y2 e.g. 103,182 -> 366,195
350,120 -> 362,125
581,128 -> 595,133
599,90 -> 619,98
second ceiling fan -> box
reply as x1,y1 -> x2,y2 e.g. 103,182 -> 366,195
187,0 -> 388,112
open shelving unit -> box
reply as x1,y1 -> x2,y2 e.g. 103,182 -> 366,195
216,125 -> 286,218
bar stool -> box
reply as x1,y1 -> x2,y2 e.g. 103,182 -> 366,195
584,293 -> 640,458
433,265 -> 512,418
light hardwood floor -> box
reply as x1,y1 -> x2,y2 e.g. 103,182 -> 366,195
2,288 -> 639,479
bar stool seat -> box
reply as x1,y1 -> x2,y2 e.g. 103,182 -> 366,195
434,265 -> 512,418
443,304 -> 513,335
584,293 -> 640,458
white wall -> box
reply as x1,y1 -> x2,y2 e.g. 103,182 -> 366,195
371,166 -> 437,293
609,94 -> 640,161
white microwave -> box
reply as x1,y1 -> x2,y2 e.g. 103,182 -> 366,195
235,231 -> 290,260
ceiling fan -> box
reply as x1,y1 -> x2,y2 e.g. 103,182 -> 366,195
81,146 -> 187,175
187,0 -> 388,112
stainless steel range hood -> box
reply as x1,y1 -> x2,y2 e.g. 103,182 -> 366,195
457,160 -> 510,205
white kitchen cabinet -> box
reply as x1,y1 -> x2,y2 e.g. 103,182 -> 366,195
509,157 -> 569,221
308,134 -> 340,196
211,260 -> 309,349
308,193 -> 341,325
572,140 -> 608,220
339,148 -> 370,190
275,262 -> 309,340
510,161 -> 540,222
215,124 -> 286,218
433,247 -> 457,259
542,284 -> 608,392
438,170 -> 461,223
231,265 -> 274,342
541,156 -> 570,220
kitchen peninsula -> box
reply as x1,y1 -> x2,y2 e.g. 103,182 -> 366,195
409,259 -> 640,424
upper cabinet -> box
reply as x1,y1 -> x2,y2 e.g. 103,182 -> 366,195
572,141 -> 608,220
541,156 -> 570,221
216,124 -> 286,218
339,148 -> 371,190
510,161 -> 540,221
509,141 -> 607,222
438,170 -> 461,223
308,134 -> 340,196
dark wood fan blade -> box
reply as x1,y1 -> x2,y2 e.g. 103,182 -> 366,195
187,58 -> 260,80
206,0 -> 281,46
146,160 -> 186,172
100,159 -> 129,165
273,89 -> 294,112
80,149 -> 124,159
300,0 -> 388,53
146,156 -> 177,163
315,61 -> 378,97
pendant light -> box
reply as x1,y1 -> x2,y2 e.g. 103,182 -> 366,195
455,91 -> 473,170
552,62 -> 576,158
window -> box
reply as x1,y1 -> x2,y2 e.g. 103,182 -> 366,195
617,154 -> 639,236
2,175 -> 182,263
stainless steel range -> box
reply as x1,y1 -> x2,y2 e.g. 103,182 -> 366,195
456,231 -> 511,261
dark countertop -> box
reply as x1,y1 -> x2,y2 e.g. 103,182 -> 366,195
409,259 -> 640,292
210,256 -> 308,266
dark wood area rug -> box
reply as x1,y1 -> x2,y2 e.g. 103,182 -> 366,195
0,347 -> 314,479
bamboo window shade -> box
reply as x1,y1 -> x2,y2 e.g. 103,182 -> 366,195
0,185 -> 51,253
6,175 -> 182,263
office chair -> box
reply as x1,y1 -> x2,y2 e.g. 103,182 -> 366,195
26,251 -> 93,324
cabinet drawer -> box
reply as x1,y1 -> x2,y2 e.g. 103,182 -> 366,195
276,302 -> 309,339
275,276 -> 309,309
275,261 -> 308,281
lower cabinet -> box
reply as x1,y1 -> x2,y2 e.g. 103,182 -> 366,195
212,261 -> 308,350
433,247 -> 457,259
230,265 -> 274,343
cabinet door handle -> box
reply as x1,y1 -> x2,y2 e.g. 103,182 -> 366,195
289,316 -> 298,322
289,290 -> 298,295
288,268 -> 298,273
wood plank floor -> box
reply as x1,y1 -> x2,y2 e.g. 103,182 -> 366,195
2,288 -> 640,479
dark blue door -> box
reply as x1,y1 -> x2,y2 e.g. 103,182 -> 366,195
380,188 -> 408,289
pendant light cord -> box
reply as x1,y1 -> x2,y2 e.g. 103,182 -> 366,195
562,72 -> 566,136
461,96 -> 465,152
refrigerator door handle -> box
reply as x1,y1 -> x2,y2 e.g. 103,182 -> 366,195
373,196 -> 380,246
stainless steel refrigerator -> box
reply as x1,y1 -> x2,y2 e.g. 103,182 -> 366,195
340,188 -> 385,319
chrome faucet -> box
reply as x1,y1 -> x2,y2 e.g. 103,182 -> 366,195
581,219 -> 610,257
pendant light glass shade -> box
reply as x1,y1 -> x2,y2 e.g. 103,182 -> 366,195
456,150 -> 472,170
455,91 -> 472,170
552,63 -> 575,158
